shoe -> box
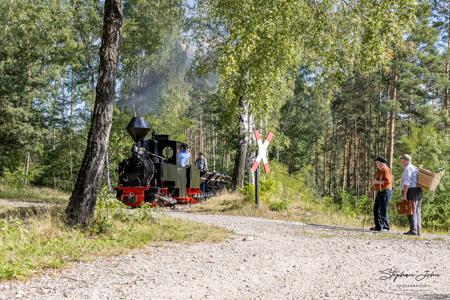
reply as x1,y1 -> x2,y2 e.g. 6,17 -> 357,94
370,227 -> 379,231
380,229 -> 389,232
403,231 -> 418,236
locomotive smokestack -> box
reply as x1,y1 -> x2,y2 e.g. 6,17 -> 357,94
126,117 -> 150,141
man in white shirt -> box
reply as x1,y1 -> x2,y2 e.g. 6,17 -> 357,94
400,154 -> 423,236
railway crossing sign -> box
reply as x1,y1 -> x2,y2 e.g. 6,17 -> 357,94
251,129 -> 273,208
251,130 -> 273,174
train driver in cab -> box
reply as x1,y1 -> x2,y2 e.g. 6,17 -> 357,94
176,144 -> 191,167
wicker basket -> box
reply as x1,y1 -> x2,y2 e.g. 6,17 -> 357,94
396,201 -> 414,215
417,168 -> 443,192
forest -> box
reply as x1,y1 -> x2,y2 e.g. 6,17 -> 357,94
0,0 -> 448,230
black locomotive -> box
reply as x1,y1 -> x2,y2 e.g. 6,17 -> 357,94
115,117 -> 230,207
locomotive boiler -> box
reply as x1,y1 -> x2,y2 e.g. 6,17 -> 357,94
115,117 -> 230,207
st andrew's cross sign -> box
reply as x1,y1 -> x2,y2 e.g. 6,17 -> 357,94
251,130 -> 273,174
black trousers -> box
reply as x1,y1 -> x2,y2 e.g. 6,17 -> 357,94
374,190 -> 392,230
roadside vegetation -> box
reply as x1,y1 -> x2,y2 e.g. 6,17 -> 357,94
0,184 -> 69,204
0,189 -> 229,281
190,162 -> 448,234
190,162 -> 367,227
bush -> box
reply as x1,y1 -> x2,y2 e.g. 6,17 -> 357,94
91,186 -> 161,234
269,199 -> 291,211
241,174 -> 276,204
334,189 -> 371,218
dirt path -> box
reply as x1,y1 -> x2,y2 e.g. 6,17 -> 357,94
0,212 -> 449,300
0,199 -> 58,208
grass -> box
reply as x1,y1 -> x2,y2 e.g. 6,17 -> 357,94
190,192 -> 362,227
0,205 -> 8,213
190,162 -> 365,228
0,198 -> 229,281
0,184 -> 69,204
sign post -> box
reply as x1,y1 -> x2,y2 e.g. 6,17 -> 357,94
255,165 -> 260,207
251,130 -> 273,207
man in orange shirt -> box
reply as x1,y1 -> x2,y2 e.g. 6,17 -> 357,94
371,157 -> 394,232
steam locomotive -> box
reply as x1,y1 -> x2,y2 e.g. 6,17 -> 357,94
115,117 -> 230,207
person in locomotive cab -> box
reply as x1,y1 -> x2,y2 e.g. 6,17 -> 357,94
176,144 -> 191,167
400,154 -> 423,236
195,152 -> 208,172
371,156 -> 393,232
196,153 -> 208,193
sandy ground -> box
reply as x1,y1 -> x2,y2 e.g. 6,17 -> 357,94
0,211 -> 449,300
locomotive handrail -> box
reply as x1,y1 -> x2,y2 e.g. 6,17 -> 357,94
148,152 -> 167,161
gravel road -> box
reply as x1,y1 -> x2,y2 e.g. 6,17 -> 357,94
0,212 -> 449,300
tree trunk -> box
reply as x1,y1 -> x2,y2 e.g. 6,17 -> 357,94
199,112 -> 204,153
354,136 -> 360,195
353,120 -> 357,191
388,71 -> 398,169
212,125 -> 216,171
332,119 -> 338,195
104,149 -> 112,193
69,69 -> 75,178
193,135 -> 197,160
23,153 -> 30,187
366,99 -> 372,198
232,96 -> 249,189
341,125 -> 348,190
375,113 -> 380,156
314,145 -> 319,188
444,59 -> 448,118
323,126 -> 328,195
328,119 -> 336,196
444,17 -> 449,121
346,122 -> 353,188
65,0 -> 123,226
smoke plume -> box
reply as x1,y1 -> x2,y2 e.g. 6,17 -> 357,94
119,38 -> 190,116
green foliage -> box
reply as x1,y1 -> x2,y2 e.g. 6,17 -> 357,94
334,189 -> 371,219
241,162 -> 319,211
268,199 -> 291,212
0,0 -> 100,189
0,0 -> 192,193
91,186 -> 163,234
193,0 -> 416,134
241,173 -> 275,204
268,162 -> 321,204
278,1 -> 449,232
0,168 -> 28,190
